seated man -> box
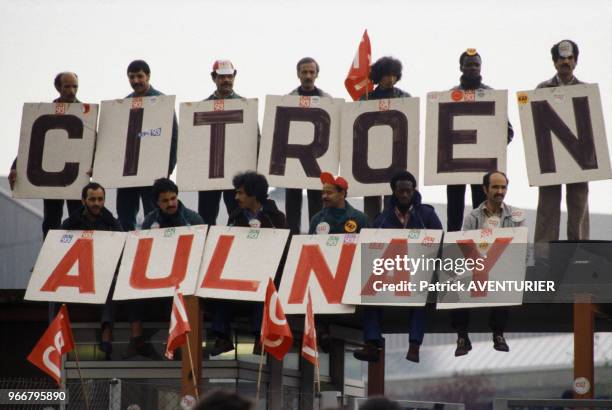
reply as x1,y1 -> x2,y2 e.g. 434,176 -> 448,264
61,182 -> 122,360
208,172 -> 287,356
124,178 -> 203,359
353,171 -> 442,363
453,171 -> 525,356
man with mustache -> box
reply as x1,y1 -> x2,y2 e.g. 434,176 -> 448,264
124,178 -> 203,359
8,72 -> 83,238
453,171 -> 525,356
446,48 -> 514,233
208,171 -> 287,356
285,57 -> 330,235
117,60 -> 179,232
61,182 -> 122,360
534,40 -> 589,248
197,60 -> 244,226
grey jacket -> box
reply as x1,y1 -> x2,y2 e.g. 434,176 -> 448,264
462,202 -> 526,230
288,87 -> 331,98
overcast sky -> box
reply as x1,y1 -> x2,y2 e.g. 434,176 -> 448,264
1,0 -> 611,214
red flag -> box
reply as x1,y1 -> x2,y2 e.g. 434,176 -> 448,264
165,290 -> 191,359
301,290 -> 318,366
260,278 -> 293,360
27,305 -> 75,385
344,29 -> 374,101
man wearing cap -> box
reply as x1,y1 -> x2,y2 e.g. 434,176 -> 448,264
197,59 -> 244,226
359,56 -> 412,220
285,57 -> 331,234
353,171 -> 442,363
117,59 -> 179,231
308,172 -> 369,235
446,48 -> 514,233
453,170 -> 525,356
534,40 -> 589,247
208,171 -> 287,356
8,72 -> 83,238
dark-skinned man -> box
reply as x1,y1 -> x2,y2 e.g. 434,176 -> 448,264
453,171 -> 526,356
446,48 -> 514,233
360,56 -> 412,220
208,171 -> 286,356
534,40 -> 589,248
116,60 -> 178,232
197,60 -> 244,226
353,171 -> 442,363
285,57 -> 331,234
8,72 -> 83,238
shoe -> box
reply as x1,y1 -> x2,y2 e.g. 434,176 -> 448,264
208,337 -> 234,357
353,341 -> 381,362
318,333 -> 332,354
405,343 -> 420,363
99,341 -> 112,361
455,336 -> 472,357
252,338 -> 262,355
493,334 -> 509,352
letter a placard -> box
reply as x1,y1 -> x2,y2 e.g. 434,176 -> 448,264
113,225 -> 208,300
278,234 -> 358,314
25,230 -> 126,303
14,102 -> 98,199
517,84 -> 611,186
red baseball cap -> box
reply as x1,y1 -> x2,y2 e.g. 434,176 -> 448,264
212,60 -> 236,75
320,172 -> 348,191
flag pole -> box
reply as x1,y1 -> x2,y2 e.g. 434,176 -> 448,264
185,334 -> 200,399
255,342 -> 266,403
72,334 -> 91,410
315,359 -> 321,395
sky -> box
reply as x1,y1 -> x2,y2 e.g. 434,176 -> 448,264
1,0 -> 611,214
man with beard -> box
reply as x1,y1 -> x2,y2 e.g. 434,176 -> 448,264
117,60 -> 179,232
353,171 -> 442,363
61,182 -> 122,359
534,40 -> 589,247
285,57 -> 330,234
453,171 -> 525,356
123,178 -> 203,359
197,60 -> 244,226
207,171 -> 287,356
360,56 -> 412,220
446,48 -> 514,233
8,72 -> 84,238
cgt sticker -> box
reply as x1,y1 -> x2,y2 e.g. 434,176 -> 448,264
517,93 -> 529,105
344,219 -> 358,233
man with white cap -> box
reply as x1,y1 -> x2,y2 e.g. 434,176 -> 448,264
197,60 -> 243,226
534,40 -> 589,246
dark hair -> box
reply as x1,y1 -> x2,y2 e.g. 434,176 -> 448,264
81,182 -> 105,200
359,396 -> 402,410
296,57 -> 320,74
152,178 -> 178,201
232,171 -> 268,203
127,59 -> 151,75
194,390 -> 252,410
459,51 -> 482,66
370,56 -> 403,84
483,170 -> 508,188
54,72 -> 78,91
551,39 -> 579,62
390,170 -> 417,191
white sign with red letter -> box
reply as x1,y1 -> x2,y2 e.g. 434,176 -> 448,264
436,227 -> 528,309
177,99 -> 259,191
258,95 -> 344,189
25,230 -> 127,304
340,97 -> 420,197
278,234 -> 358,314
93,95 -> 176,188
343,228 -> 443,306
14,102 -> 98,199
195,226 -> 290,301
112,225 -> 208,300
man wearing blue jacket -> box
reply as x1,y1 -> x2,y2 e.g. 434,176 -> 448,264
353,171 -> 442,363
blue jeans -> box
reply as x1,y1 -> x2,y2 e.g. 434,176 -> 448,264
198,190 -> 238,226
363,306 -> 426,345
116,187 -> 155,231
